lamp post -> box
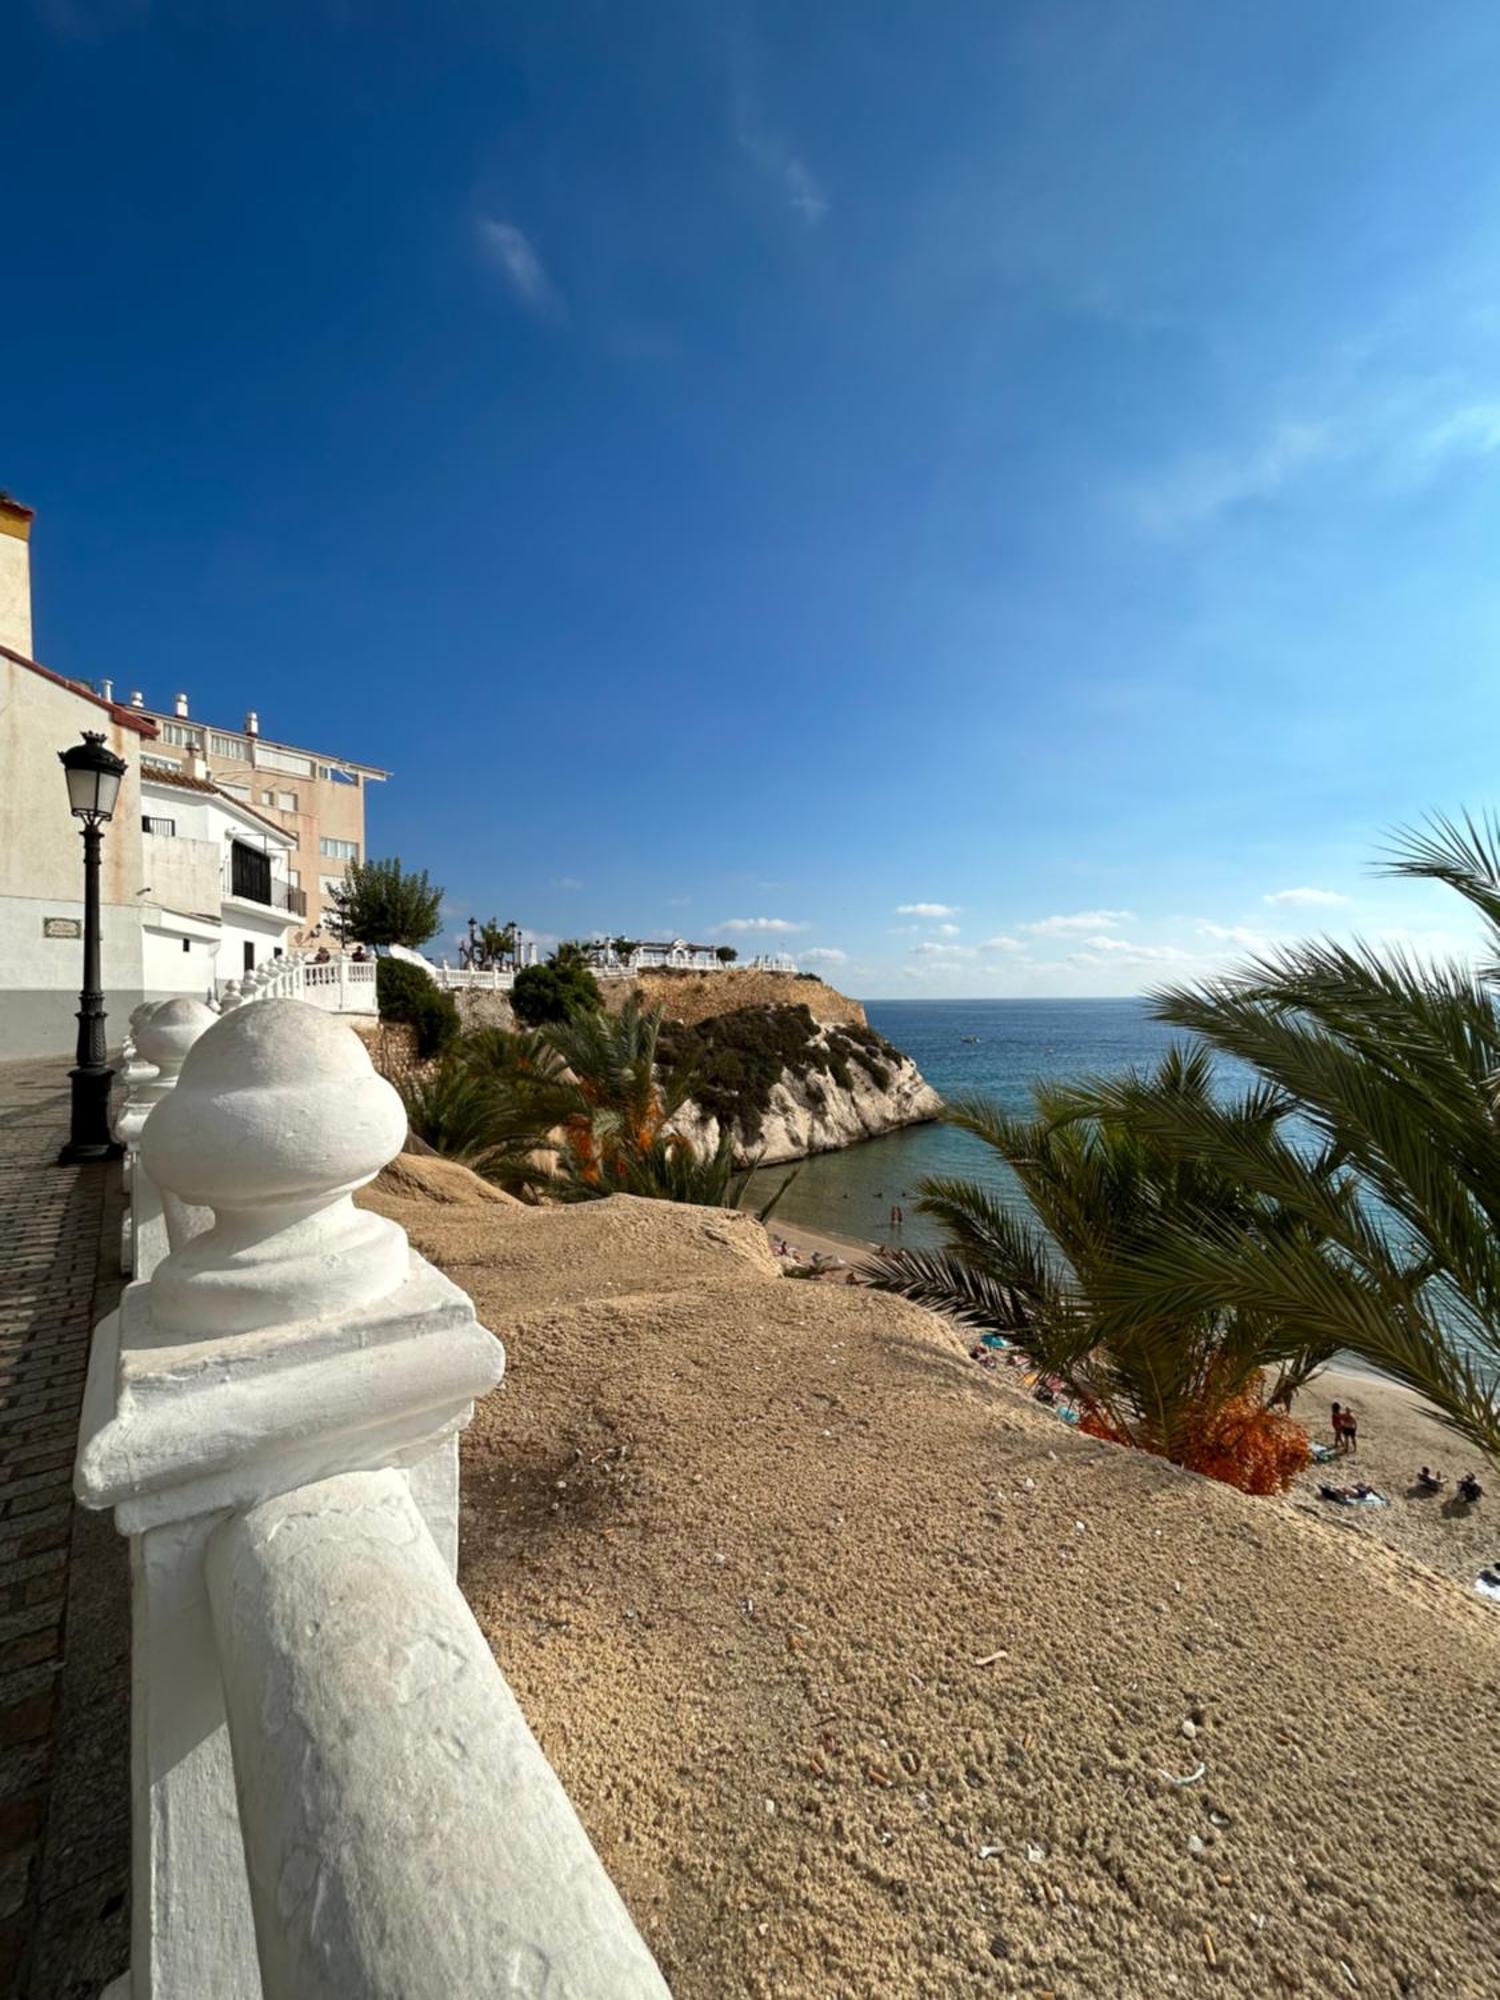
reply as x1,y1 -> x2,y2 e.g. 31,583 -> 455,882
58,729 -> 127,1164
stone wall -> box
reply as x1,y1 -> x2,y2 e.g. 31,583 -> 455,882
451,989 -> 516,1034
603,970 -> 866,1029
352,1019 -> 431,1093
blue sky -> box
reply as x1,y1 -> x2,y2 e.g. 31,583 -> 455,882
8,0 -> 1500,995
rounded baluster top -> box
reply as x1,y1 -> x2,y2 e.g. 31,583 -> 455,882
135,998 -> 219,1082
142,1000 -> 406,1215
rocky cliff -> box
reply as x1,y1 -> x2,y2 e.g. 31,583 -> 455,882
604,969 -> 866,1029
661,1007 -> 942,1166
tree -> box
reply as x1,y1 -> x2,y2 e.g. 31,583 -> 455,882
511,960 -> 602,1028
328,858 -> 443,951
872,1046 -> 1346,1492
715,945 -> 739,965
1112,813 -> 1500,1465
476,918 -> 519,969
375,957 -> 460,1058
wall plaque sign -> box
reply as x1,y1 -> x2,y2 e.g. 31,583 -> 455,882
43,917 -> 82,939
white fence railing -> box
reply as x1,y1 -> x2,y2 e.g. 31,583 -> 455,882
214,951 -> 378,1017
97,999 -> 670,1998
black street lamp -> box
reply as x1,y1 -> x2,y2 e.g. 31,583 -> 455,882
58,729 -> 127,1164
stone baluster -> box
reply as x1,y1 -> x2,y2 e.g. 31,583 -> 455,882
75,1002 -> 668,2000
216,977 -> 242,1011
128,1000 -> 219,1280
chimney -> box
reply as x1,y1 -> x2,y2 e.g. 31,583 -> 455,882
130,690 -> 144,708
100,677 -> 114,703
174,692 -> 190,719
245,709 -> 259,737
187,737 -> 209,782
0,494 -> 36,658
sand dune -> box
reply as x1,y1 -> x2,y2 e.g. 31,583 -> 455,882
362,1187 -> 1500,1997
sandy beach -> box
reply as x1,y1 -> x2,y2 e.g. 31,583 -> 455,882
363,1175 -> 1500,1998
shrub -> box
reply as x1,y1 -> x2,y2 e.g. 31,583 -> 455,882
656,1005 -> 911,1143
512,961 -> 602,1028
376,956 -> 460,1058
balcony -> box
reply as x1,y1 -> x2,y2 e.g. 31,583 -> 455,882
228,840 -> 307,918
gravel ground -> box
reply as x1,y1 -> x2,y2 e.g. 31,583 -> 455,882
366,1188 -> 1500,1999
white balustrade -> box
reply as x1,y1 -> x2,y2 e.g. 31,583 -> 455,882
216,953 -> 377,1017
77,1000 -> 668,2000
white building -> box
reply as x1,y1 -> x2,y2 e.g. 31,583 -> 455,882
139,759 -> 300,990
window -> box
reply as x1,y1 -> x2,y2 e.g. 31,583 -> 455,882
182,938 -> 191,954
320,837 -> 359,861
158,722 -> 197,747
320,875 -> 344,898
141,815 -> 176,837
288,868 -> 300,888
210,732 -> 247,760
243,942 -> 255,974
219,781 -> 250,800
277,791 -> 298,812
260,790 -> 273,805
256,746 -> 314,778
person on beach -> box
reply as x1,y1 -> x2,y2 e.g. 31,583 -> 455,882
1331,1401 -> 1346,1452
1458,1472 -> 1485,1505
1416,1466 -> 1444,1494
1342,1408 -> 1359,1454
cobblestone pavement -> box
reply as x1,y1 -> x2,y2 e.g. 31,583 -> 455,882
0,1062 -> 128,1999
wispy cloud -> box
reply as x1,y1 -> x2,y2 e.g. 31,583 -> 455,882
1263,886 -> 1350,908
910,940 -> 978,960
550,876 -> 584,892
896,902 -> 960,918
980,935 -> 1027,953
1022,909 -> 1133,935
737,127 -> 827,225
1072,937 -> 1192,965
1197,921 -> 1271,948
715,916 -> 810,933
801,947 -> 847,965
476,217 -> 565,320
1129,422 -> 1332,537
1420,402 -> 1500,463
932,922 -> 962,937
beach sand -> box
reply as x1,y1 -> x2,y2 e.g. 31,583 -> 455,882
361,1180 -> 1500,1998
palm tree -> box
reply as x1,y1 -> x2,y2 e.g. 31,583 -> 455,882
1120,813 -> 1500,1464
872,1046 -> 1345,1490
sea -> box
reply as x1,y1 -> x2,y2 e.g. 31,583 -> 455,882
738,997 -> 1186,1252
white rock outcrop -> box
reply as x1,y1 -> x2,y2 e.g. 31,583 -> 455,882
672,1027 -> 942,1167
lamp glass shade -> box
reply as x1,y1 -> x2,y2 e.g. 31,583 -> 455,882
59,731 -> 127,823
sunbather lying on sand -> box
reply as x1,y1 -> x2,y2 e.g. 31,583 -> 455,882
1416,1466 -> 1445,1493
1319,1482 -> 1387,1506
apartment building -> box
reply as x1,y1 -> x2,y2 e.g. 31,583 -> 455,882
125,692 -> 390,938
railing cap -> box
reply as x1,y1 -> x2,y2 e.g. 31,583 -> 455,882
135,997 -> 218,1073
143,1000 -> 405,1219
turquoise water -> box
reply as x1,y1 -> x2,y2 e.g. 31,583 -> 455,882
740,997 -> 1186,1251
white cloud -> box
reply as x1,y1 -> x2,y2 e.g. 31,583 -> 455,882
1072,938 -> 1192,964
1197,921 -> 1270,948
1022,909 -> 1133,935
800,947 -> 847,965
910,941 -> 978,960
476,218 -> 564,319
932,922 -> 962,937
980,935 -> 1027,952
896,902 -> 960,918
1262,886 -> 1350,908
550,876 -> 583,891
1130,421 -> 1332,536
715,916 -> 810,933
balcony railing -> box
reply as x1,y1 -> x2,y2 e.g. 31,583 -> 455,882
227,841 -> 306,916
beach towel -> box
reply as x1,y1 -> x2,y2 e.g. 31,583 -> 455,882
1474,1571 -> 1500,1603
1318,1485 -> 1388,1508
1309,1442 -> 1337,1464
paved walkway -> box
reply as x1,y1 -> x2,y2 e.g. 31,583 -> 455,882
0,1062 -> 128,1999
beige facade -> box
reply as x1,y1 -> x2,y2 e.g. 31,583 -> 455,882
127,697 -> 389,940
0,497 -> 35,657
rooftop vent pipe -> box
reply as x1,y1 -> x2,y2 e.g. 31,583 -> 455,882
174,693 -> 189,719
245,710 -> 259,737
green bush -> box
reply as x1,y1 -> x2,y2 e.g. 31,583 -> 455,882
376,957 -> 460,1058
511,961 -> 603,1028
